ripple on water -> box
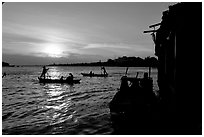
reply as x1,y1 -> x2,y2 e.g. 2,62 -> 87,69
2,67 -> 158,135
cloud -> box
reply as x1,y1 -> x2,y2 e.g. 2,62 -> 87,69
82,42 -> 153,54
83,43 -> 132,49
3,17 -> 155,65
3,2 -> 172,65
2,53 -> 106,65
3,32 -> 47,44
3,21 -> 88,57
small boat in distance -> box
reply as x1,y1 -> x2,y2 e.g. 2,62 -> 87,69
38,66 -> 80,84
81,73 -> 108,77
38,77 -> 81,84
81,66 -> 108,77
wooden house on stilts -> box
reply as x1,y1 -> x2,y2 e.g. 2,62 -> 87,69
144,2 -> 202,134
109,2 -> 202,135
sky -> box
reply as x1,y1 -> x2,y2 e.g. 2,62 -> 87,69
2,2 -> 176,65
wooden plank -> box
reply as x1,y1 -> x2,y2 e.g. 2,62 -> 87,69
143,30 -> 157,33
149,23 -> 161,28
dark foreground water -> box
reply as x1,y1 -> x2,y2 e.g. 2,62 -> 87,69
2,66 -> 158,135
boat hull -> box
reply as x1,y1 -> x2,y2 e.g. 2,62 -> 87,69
38,77 -> 80,84
81,73 -> 108,77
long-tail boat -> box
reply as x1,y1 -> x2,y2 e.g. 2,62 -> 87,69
81,73 -> 108,77
38,77 -> 80,84
81,66 -> 108,77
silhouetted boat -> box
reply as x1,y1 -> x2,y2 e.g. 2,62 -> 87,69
81,73 -> 108,77
38,77 -> 80,84
109,73 -> 155,114
109,72 -> 158,134
81,66 -> 108,77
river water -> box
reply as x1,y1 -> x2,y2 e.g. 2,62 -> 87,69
2,66 -> 158,135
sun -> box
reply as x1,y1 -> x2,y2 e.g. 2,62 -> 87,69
43,44 -> 63,58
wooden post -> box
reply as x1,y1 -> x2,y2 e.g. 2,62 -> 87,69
143,30 -> 157,33
125,67 -> 129,76
149,22 -> 161,28
149,66 -> 151,78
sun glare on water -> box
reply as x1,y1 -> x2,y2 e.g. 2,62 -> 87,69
43,44 -> 63,58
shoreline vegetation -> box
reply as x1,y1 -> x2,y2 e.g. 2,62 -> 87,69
2,62 -> 15,67
3,56 -> 158,67
48,56 -> 158,67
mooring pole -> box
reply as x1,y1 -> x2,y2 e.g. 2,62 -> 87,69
149,66 -> 151,78
125,67 -> 129,76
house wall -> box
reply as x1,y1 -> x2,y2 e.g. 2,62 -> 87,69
155,3 -> 202,133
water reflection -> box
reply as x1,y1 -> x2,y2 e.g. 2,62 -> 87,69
46,84 -> 64,97
40,82 -> 78,129
3,66 -> 158,134
46,67 -> 61,79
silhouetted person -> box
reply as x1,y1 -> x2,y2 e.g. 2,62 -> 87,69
144,72 -> 149,80
2,72 -> 6,78
89,71 -> 93,76
69,73 -> 73,80
141,73 -> 150,90
40,66 -> 49,79
60,76 -> 64,81
141,72 -> 154,104
66,73 -> 73,81
101,66 -> 108,75
120,76 -> 129,92
130,79 -> 140,93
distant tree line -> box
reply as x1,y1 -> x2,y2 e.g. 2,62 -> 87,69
2,61 -> 15,67
2,61 -> 9,66
48,56 -> 158,67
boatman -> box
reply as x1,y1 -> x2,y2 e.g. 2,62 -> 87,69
2,72 -> 6,78
40,66 -> 49,79
101,66 -> 108,75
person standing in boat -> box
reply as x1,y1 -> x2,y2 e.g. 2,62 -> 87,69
101,66 -> 108,75
40,66 -> 49,79
60,76 -> 64,81
2,72 -> 6,78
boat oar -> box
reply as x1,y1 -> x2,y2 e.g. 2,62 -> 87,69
125,67 -> 129,76
136,72 -> 139,78
2,72 -> 6,78
149,66 -> 151,78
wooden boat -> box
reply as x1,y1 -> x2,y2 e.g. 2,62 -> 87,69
38,77 -> 80,84
109,74 -> 157,134
109,74 -> 154,113
81,73 -> 108,77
